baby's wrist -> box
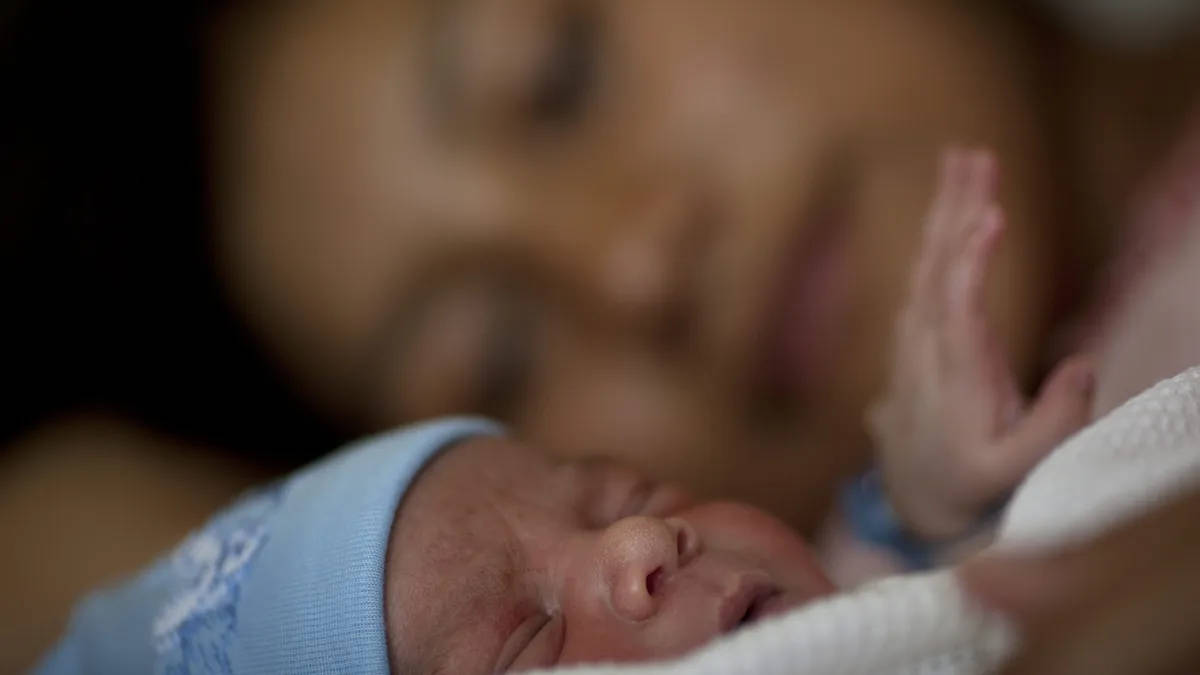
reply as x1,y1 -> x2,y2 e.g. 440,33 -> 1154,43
880,478 -> 980,542
840,469 -> 939,569
840,469 -> 1000,569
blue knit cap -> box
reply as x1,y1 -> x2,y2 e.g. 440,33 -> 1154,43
37,417 -> 503,675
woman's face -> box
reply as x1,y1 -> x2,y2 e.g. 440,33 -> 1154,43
213,0 -> 1054,528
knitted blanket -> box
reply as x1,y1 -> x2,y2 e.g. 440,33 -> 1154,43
535,366 -> 1200,675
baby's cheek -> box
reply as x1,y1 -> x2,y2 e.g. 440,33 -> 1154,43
555,558 -> 640,665
555,614 -> 649,666
557,606 -> 715,666
683,502 -> 834,592
554,560 -> 703,666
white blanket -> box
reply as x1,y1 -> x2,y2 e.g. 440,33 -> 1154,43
535,366 -> 1200,675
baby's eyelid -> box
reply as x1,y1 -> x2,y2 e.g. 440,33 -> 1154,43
643,483 -> 694,517
495,613 -> 549,673
617,480 -> 655,519
505,613 -> 565,672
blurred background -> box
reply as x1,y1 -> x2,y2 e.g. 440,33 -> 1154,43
2,0 -> 1199,671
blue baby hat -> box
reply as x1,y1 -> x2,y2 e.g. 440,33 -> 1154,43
37,417 -> 502,675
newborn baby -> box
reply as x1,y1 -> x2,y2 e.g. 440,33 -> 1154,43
38,151 -> 1086,674
386,432 -> 834,672
36,419 -> 834,675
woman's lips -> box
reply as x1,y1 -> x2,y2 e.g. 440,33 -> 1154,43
757,203 -> 853,401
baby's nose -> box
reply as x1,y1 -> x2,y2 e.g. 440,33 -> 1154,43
600,516 -> 700,622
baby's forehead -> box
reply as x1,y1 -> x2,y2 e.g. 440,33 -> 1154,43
386,440 -> 586,666
390,440 -> 652,582
410,438 -> 563,510
405,438 -> 644,516
391,440 -> 581,560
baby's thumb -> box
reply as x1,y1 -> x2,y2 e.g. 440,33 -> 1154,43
987,356 -> 1094,494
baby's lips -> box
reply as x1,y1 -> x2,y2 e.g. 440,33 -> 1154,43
716,570 -> 778,633
805,544 -> 838,595
753,587 -> 817,622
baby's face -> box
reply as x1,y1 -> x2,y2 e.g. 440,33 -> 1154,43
385,437 -> 834,673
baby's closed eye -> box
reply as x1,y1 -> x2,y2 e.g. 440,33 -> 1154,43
497,612 -> 565,673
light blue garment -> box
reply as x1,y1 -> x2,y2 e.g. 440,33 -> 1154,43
36,417 -> 503,675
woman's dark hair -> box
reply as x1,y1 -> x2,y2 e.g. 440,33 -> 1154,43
1,0 -> 339,457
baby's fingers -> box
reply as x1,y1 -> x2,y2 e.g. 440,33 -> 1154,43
978,356 -> 1094,497
942,204 -> 1007,380
924,149 -> 996,244
911,150 -> 966,307
915,149 -> 999,323
954,151 -> 998,250
949,205 -> 1004,319
923,148 -> 969,239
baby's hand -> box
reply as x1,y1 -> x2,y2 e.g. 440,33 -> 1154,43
867,149 -> 1093,541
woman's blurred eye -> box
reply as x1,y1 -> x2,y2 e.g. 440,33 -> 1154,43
529,5 -> 598,128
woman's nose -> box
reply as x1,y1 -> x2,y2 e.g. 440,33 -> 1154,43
599,189 -> 696,320
528,179 -> 709,336
599,516 -> 700,622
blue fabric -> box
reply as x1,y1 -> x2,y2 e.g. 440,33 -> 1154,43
35,417 -> 503,675
840,469 -> 1006,570
840,469 -> 936,570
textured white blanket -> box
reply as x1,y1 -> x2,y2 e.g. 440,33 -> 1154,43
535,366 -> 1200,675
